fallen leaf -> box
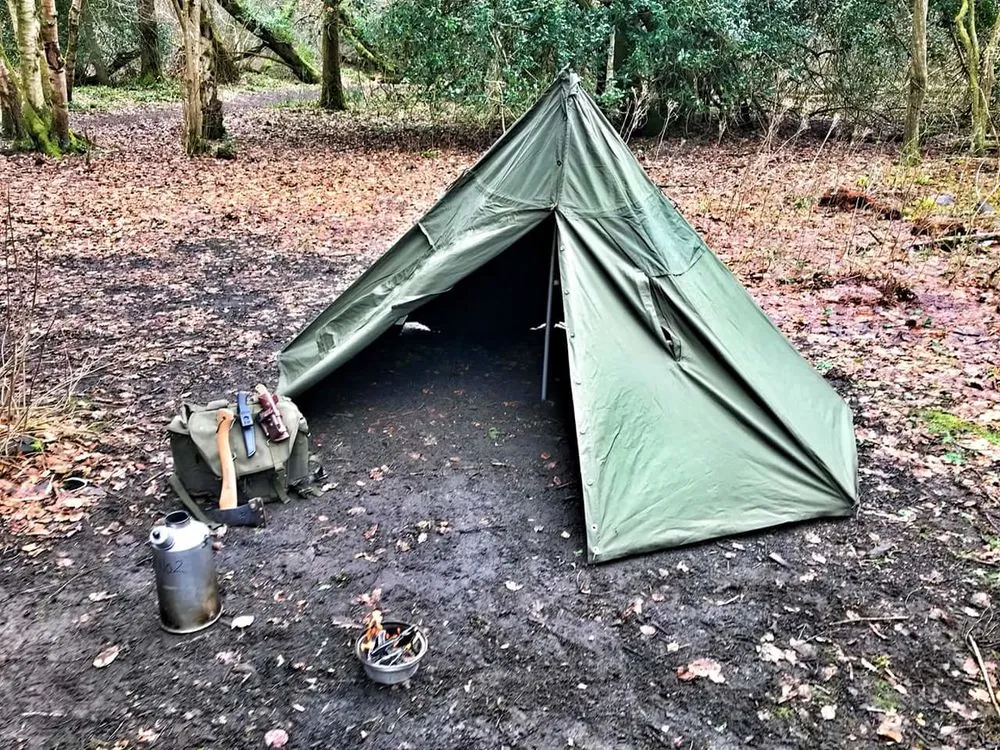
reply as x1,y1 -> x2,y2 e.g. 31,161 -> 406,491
93,644 -> 120,668
504,580 -> 523,592
676,658 -> 725,683
969,687 -> 991,703
137,727 -> 159,743
945,699 -> 980,720
215,651 -> 238,665
876,713 -> 903,743
971,591 -> 992,608
231,615 -> 254,629
758,642 -> 784,663
264,728 -> 288,748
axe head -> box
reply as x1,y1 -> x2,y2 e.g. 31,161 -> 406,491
210,498 -> 266,528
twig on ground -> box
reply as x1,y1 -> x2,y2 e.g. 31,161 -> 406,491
49,568 -> 90,601
170,630 -> 212,649
455,525 -> 506,534
828,615 -> 909,627
906,232 -> 1000,251
967,633 -> 1000,719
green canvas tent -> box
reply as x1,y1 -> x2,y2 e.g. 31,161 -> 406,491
278,70 -> 858,562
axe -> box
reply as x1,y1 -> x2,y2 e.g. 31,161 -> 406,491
213,409 -> 266,527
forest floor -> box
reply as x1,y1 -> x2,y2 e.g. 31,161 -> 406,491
1,82 -> 999,749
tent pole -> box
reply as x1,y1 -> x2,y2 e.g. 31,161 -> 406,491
541,229 -> 558,401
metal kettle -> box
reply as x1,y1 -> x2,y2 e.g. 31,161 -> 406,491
149,510 -> 222,633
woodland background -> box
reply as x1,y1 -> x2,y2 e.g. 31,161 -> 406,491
2,0 -> 1000,158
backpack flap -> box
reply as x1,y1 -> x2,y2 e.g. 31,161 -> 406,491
172,399 -> 303,478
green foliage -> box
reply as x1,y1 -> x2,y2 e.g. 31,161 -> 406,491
363,0 -> 608,116
360,0 -> 908,129
920,408 -> 1000,445
69,82 -> 181,112
872,677 -> 900,711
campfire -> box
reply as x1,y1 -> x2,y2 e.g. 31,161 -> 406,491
358,610 -> 422,668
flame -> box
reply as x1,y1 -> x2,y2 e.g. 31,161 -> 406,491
359,610 -> 418,664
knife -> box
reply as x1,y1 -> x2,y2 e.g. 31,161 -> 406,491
236,391 -> 256,458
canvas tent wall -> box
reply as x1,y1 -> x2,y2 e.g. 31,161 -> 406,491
278,71 -> 859,562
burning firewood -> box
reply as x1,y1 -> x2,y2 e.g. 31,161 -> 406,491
358,610 -> 421,667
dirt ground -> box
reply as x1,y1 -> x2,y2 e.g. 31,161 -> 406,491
1,85 -> 999,749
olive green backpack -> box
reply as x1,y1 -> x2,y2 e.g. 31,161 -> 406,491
167,396 -> 312,509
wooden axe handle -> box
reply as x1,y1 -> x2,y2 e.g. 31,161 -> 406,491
216,408 -> 238,510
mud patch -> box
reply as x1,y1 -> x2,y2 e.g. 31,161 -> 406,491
2,327 -> 996,749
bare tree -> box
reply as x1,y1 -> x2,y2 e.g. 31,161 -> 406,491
320,0 -> 346,110
138,0 -> 163,84
65,0 -> 85,100
902,0 -> 928,162
39,0 -> 70,145
216,0 -> 318,83
7,0 -> 78,154
173,0 -> 224,155
955,0 -> 1000,154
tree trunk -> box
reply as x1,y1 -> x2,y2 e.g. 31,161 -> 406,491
320,2 -> 346,110
174,0 -> 224,154
65,0 -> 84,100
338,5 -> 394,77
39,0 -> 70,146
5,0 -> 19,40
956,0 -> 987,153
199,3 -> 224,140
138,0 -> 163,84
955,0 -> 1000,154
0,49 -> 26,141
11,0 -> 63,154
14,0 -> 46,112
215,0 -> 319,83
177,0 -> 205,154
81,9 -> 110,85
902,0 -> 928,162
